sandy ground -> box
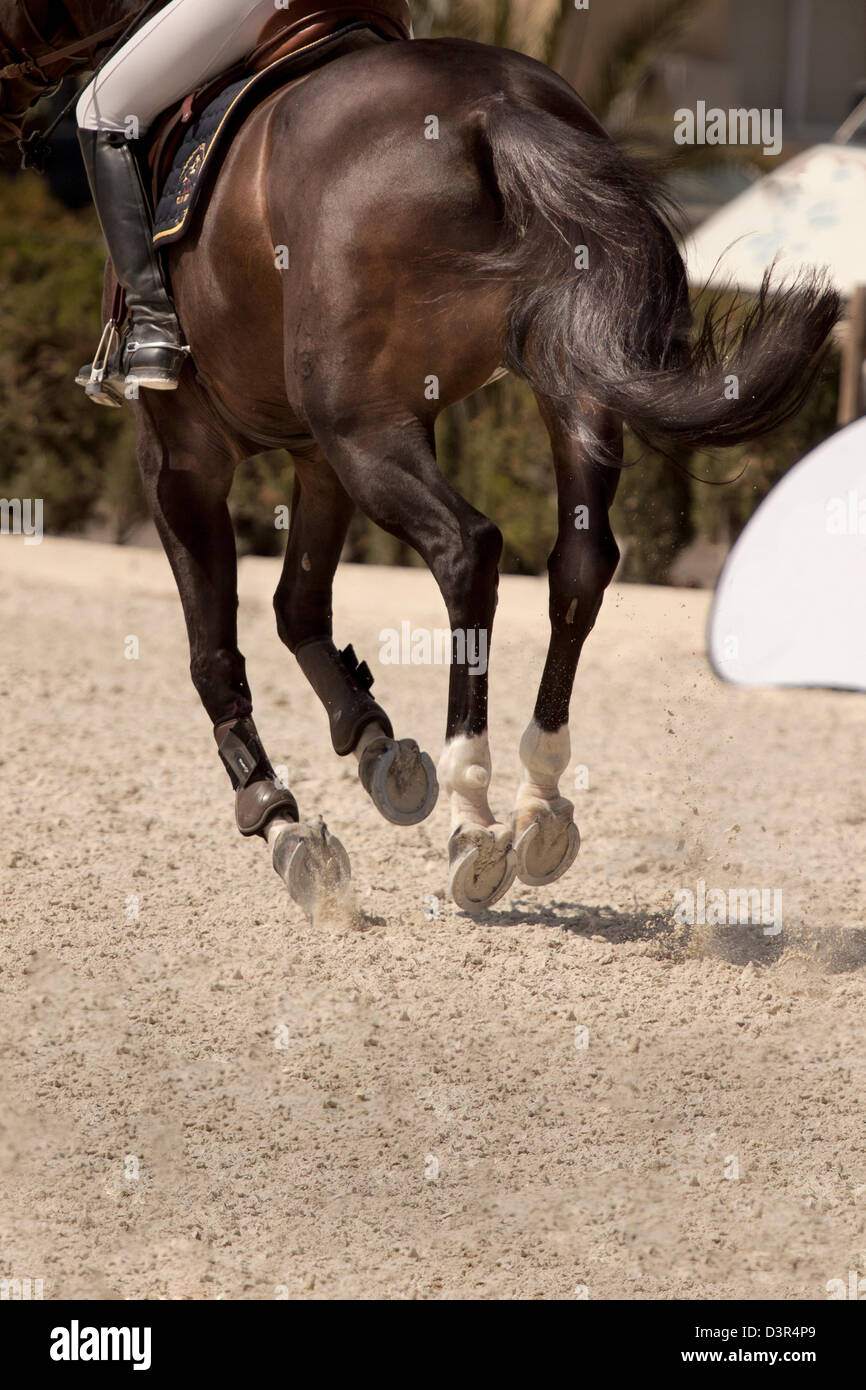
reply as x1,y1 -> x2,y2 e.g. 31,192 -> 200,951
1,536 -> 865,1302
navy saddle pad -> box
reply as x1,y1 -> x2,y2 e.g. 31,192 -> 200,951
152,22 -> 392,247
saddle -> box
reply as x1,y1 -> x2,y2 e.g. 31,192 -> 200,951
146,1 -> 411,247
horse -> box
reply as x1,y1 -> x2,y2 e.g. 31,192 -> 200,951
1,0 -> 841,917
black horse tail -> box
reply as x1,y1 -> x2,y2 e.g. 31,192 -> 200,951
474,96 -> 841,455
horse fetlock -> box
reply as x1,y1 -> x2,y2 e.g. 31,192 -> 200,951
513,790 -> 574,840
295,638 -> 393,755
441,731 -> 515,912
214,715 -> 298,837
438,732 -> 496,831
235,779 -> 299,837
513,722 -> 579,883
517,720 -> 570,795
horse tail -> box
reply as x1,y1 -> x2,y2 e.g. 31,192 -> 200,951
473,96 -> 841,454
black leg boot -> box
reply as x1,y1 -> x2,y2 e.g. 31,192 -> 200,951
78,129 -> 189,394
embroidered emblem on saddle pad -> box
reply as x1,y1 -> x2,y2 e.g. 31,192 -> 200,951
176,142 -> 206,210
152,22 -> 392,248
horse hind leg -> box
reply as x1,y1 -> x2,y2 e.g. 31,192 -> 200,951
304,414 -> 515,914
512,394 -> 621,887
274,448 -> 438,827
134,396 -> 351,920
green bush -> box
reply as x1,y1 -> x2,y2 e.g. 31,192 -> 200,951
435,377 -> 557,574
0,174 -> 144,540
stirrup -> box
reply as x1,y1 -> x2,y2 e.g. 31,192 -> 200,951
76,318 -> 124,408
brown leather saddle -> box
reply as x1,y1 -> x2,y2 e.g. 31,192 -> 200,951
146,1 -> 411,239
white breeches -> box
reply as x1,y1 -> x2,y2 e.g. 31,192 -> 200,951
76,0 -> 279,134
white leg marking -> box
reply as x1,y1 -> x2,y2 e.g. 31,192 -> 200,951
512,721 -> 579,885
265,815 -> 298,849
437,732 -> 495,833
515,720 -> 570,817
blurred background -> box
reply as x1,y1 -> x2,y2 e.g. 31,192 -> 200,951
2,0 -> 865,583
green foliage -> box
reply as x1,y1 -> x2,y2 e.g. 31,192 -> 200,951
0,174 -> 144,540
435,378 -> 556,574
611,438 -> 695,585
229,449 -> 294,558
582,0 -> 708,127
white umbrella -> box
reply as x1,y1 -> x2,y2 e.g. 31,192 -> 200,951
708,416 -> 866,690
681,143 -> 866,299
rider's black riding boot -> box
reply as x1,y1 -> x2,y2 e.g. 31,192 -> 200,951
77,129 -> 188,393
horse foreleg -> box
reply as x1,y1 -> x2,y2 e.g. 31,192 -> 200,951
135,400 -> 349,919
273,448 -> 437,827
513,396 -> 621,887
311,414 -> 514,913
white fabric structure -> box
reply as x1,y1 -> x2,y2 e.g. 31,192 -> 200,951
708,417 -> 866,689
682,143 -> 866,299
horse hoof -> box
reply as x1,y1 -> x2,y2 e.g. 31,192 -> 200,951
359,735 -> 438,825
513,812 -> 581,887
447,824 -> 517,914
270,816 -> 352,920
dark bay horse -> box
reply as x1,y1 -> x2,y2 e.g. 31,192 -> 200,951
1,1 -> 841,916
